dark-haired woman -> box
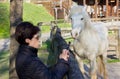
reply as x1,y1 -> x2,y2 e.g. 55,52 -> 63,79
15,22 -> 69,79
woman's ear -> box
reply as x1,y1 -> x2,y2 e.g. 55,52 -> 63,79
25,38 -> 30,44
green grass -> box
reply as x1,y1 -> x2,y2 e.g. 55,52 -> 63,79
0,3 -> 10,38
23,3 -> 54,25
107,59 -> 120,63
40,25 -> 51,33
0,3 -> 55,38
0,2 -> 71,38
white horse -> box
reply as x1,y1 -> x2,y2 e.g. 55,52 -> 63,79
69,5 -> 108,79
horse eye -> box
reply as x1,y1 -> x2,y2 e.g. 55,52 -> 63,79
81,18 -> 83,20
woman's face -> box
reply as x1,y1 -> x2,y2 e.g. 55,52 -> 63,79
27,33 -> 41,48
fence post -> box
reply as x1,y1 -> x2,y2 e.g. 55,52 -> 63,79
118,28 -> 120,59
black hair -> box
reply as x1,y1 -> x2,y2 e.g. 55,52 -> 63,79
15,22 -> 40,45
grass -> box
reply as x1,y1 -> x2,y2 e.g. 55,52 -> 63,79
0,2 -> 71,38
23,3 -> 55,33
107,59 -> 120,63
23,3 -> 54,25
40,25 -> 51,33
0,3 -> 10,38
0,3 -> 54,38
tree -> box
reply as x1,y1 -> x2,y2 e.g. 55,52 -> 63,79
10,0 -> 23,79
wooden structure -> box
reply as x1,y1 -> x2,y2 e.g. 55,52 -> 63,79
73,0 -> 120,18
108,26 -> 120,59
51,0 -> 72,20
34,0 -> 120,20
34,0 -> 72,20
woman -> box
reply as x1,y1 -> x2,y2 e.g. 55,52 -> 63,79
15,22 -> 69,79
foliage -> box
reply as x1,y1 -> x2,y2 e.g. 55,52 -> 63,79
0,3 -> 10,38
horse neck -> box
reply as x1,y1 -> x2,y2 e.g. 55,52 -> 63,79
84,19 -> 94,31
82,13 -> 94,30
79,19 -> 97,38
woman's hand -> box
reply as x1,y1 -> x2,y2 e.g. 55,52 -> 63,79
59,49 -> 69,61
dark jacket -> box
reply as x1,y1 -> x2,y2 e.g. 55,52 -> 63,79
15,45 -> 69,79
52,27 -> 84,79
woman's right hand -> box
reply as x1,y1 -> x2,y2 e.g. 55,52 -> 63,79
59,49 -> 69,61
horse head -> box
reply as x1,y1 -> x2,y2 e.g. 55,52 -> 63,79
69,6 -> 89,39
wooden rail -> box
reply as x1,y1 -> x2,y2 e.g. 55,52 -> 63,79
37,20 -> 66,26
38,17 -> 120,26
91,17 -> 120,22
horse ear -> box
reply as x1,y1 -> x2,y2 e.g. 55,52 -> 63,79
82,6 -> 87,12
69,2 -> 78,19
71,1 -> 78,8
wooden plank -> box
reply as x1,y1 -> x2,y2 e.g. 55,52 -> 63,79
37,22 -> 51,26
95,0 -> 98,19
37,20 -> 67,26
116,0 -> 119,17
91,17 -> 120,21
106,0 -> 109,17
118,28 -> 120,59
109,26 -> 119,30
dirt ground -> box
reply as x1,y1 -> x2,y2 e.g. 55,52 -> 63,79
83,61 -> 120,79
0,34 -> 120,79
107,62 -> 120,79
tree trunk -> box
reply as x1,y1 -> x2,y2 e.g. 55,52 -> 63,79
10,0 -> 23,79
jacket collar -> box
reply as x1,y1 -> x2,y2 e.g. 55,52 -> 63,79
19,45 -> 38,57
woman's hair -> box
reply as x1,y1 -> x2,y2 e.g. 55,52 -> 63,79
15,22 -> 40,45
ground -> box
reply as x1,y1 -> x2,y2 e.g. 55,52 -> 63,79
0,32 -> 120,79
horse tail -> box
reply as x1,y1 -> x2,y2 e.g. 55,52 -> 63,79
97,55 -> 108,79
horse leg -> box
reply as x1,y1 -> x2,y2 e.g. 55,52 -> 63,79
97,55 -> 103,75
90,59 -> 97,79
102,54 -> 108,79
75,54 -> 85,74
98,54 -> 108,79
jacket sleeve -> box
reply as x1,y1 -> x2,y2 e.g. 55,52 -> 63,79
54,30 -> 69,53
30,58 -> 69,79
